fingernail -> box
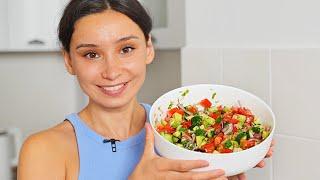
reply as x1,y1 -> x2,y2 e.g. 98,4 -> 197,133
215,169 -> 225,176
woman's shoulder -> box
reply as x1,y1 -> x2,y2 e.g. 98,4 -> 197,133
18,121 -> 77,179
22,121 -> 75,151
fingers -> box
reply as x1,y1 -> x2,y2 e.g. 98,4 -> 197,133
143,123 -> 155,157
227,173 -> 246,180
168,169 -> 226,180
237,173 -> 247,180
156,158 -> 209,172
255,160 -> 265,168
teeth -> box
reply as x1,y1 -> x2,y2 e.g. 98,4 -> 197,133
102,83 -> 125,91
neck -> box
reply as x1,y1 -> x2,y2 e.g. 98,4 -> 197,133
78,98 -> 146,141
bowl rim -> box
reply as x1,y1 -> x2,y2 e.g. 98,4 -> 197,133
149,83 -> 276,157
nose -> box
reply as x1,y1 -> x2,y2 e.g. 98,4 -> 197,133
101,56 -> 122,81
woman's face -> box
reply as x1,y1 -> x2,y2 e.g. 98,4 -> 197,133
64,10 -> 154,109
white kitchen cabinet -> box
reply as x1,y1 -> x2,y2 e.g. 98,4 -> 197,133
0,0 -> 185,52
0,0 -> 68,52
140,0 -> 186,49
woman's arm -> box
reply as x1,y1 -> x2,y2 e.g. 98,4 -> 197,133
17,131 -> 66,180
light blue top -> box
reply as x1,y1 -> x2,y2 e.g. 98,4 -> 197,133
65,103 -> 151,180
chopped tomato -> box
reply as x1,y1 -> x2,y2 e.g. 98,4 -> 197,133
167,107 -> 184,117
240,139 -> 256,149
220,148 -> 233,153
202,143 -> 215,153
212,123 -> 222,133
217,105 -> 223,111
246,115 -> 254,125
232,126 -> 238,133
209,112 -> 219,119
182,120 -> 192,128
214,136 -> 223,146
187,105 -> 197,114
246,139 -> 256,149
225,118 -> 239,124
238,107 -> 253,116
158,124 -> 176,134
199,98 -> 212,108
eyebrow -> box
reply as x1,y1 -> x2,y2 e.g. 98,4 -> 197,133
75,35 -> 139,50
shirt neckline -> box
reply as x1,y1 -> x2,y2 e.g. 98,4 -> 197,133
73,103 -> 149,149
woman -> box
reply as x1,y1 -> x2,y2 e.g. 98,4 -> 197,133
17,0 -> 273,179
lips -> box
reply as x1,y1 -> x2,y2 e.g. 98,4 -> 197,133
98,82 -> 128,97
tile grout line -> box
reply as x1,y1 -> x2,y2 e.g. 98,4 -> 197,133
268,48 -> 274,180
219,48 -> 223,84
275,133 -> 320,143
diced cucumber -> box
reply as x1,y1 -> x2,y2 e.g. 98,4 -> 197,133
173,112 -> 183,121
231,140 -> 239,148
163,134 -> 173,143
223,106 -> 231,113
172,136 -> 180,143
202,115 -> 214,128
161,119 -> 167,126
262,130 -> 270,140
235,132 -> 247,143
173,131 -> 182,138
208,106 -> 218,113
176,143 -> 183,148
207,129 -> 215,138
196,136 -> 205,147
193,126 -> 200,131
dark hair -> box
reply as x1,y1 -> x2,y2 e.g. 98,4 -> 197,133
58,0 -> 152,52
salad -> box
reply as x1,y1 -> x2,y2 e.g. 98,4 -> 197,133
155,91 -> 271,154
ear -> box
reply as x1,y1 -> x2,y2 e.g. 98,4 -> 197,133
145,35 -> 155,65
62,50 -> 76,75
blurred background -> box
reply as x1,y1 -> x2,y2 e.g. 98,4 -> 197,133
0,0 -> 319,179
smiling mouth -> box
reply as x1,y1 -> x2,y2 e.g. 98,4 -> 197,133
98,82 -> 128,96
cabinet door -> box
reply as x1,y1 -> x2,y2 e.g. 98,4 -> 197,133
139,0 -> 186,49
8,0 -> 67,51
0,0 -> 9,50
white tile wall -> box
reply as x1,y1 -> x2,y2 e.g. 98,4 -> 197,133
186,0 -> 320,48
273,134 -> 320,180
222,49 -> 270,103
181,47 -> 222,86
271,49 -> 320,140
181,47 -> 320,180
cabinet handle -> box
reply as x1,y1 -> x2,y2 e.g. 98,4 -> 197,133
28,39 -> 45,45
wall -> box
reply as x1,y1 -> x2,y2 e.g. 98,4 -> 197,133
0,52 -> 77,139
182,0 -> 320,180
0,50 -> 181,139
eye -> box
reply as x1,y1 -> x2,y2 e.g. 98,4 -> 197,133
120,46 -> 135,54
84,52 -> 100,59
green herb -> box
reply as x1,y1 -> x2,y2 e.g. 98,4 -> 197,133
224,140 -> 232,149
181,89 -> 190,97
178,127 -> 187,132
211,92 -> 217,99
191,115 -> 202,129
235,132 -> 247,143
215,116 -> 222,123
252,126 -> 260,133
168,101 -> 174,109
194,129 -> 206,136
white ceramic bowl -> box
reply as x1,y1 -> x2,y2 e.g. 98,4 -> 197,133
149,84 -> 275,176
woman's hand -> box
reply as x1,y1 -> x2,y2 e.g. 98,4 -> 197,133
227,140 -> 275,180
129,123 -> 227,180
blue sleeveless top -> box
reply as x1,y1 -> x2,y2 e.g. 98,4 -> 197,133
65,103 -> 151,180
